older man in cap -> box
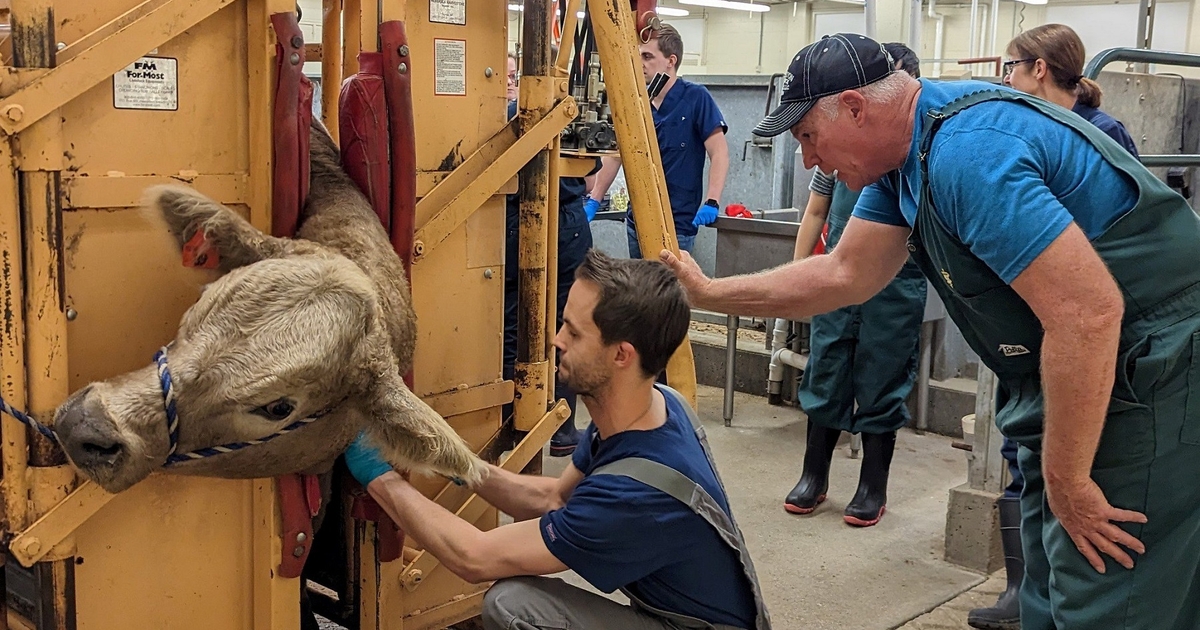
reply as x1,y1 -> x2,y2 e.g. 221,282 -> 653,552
662,33 -> 1200,630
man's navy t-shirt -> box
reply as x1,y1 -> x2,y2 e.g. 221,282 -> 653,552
539,386 -> 756,628
635,78 -> 727,238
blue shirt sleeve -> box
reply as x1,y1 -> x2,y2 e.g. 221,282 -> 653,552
928,126 -> 1072,284
1100,119 -> 1140,158
691,88 -> 728,141
539,477 -> 677,592
852,177 -> 908,227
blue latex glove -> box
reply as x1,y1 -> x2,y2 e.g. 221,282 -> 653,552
584,197 -> 601,222
693,202 -> 719,227
344,432 -> 394,487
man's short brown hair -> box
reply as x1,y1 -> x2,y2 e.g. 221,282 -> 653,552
652,24 -> 684,70
574,250 -> 691,377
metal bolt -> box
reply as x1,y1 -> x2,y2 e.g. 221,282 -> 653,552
289,52 -> 301,65
1139,94 -> 1146,102
399,44 -> 410,57
403,569 -> 424,587
296,532 -> 307,543
20,538 -> 41,557
56,42 -> 65,51
4,105 -> 24,123
66,308 -> 77,321
399,62 -> 408,74
292,545 -> 305,557
413,240 -> 426,258
291,35 -> 304,49
485,67 -> 494,78
484,268 -> 494,279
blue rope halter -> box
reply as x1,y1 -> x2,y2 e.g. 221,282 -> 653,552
0,345 -> 330,466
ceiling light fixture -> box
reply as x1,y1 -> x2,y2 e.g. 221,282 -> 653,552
655,6 -> 692,16
679,0 -> 769,12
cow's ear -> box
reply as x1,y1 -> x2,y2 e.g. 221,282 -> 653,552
143,185 -> 295,273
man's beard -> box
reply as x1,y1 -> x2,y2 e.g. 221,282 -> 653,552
559,359 -> 611,397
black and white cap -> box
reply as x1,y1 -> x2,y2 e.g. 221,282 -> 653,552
752,34 -> 896,138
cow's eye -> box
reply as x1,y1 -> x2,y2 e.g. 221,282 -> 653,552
253,399 -> 295,421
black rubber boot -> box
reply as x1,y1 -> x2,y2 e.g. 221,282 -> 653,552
784,423 -> 841,514
843,431 -> 896,527
968,497 -> 1023,630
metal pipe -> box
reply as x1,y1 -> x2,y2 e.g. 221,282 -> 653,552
12,1 -> 76,626
989,0 -> 1000,58
321,0 -> 343,142
864,0 -> 877,39
544,134 -> 561,399
968,0 -> 979,59
977,3 -> 988,62
1083,48 -> 1200,141
724,315 -> 737,427
929,0 -> 945,77
916,321 -> 933,434
514,0 -> 553,429
0,139 -> 29,536
909,0 -> 921,51
1082,46 -> 1200,79
756,13 -> 765,74
342,0 -> 362,76
1136,0 -> 1156,69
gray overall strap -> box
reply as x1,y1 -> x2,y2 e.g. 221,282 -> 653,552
589,386 -> 772,630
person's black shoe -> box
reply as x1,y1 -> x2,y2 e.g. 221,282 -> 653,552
549,420 -> 580,457
843,431 -> 896,527
967,497 -> 1023,630
784,424 -> 842,514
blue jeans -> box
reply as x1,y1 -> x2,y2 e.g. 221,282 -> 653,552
626,221 -> 695,259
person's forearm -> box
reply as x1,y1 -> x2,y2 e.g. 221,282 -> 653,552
698,256 -> 863,320
793,197 -> 830,260
472,463 -> 562,521
1040,312 -> 1122,490
588,157 -> 621,201
705,143 -> 729,203
368,472 -> 487,578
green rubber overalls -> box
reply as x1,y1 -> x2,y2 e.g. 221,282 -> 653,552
798,181 -> 928,434
908,89 -> 1200,630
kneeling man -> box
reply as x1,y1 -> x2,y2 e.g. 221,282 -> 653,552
344,250 -> 770,630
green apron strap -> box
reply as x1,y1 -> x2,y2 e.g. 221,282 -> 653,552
589,385 -> 773,630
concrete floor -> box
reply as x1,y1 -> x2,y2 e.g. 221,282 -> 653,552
540,385 -> 988,630
321,384 -> 994,629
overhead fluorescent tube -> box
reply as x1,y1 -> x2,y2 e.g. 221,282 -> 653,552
1013,0 -> 1047,4
679,0 -> 769,11
656,6 -> 692,16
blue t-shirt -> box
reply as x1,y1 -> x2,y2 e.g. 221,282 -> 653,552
1072,102 -> 1139,157
854,79 -> 1140,283
639,79 -> 727,237
540,386 -> 756,628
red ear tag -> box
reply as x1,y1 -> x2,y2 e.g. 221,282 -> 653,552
182,230 -> 220,269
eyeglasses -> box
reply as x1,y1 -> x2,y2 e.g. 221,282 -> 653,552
1002,58 -> 1036,77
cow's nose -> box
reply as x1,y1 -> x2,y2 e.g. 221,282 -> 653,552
57,391 -> 126,469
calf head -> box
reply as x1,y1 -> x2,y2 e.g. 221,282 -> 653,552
54,186 -> 485,493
